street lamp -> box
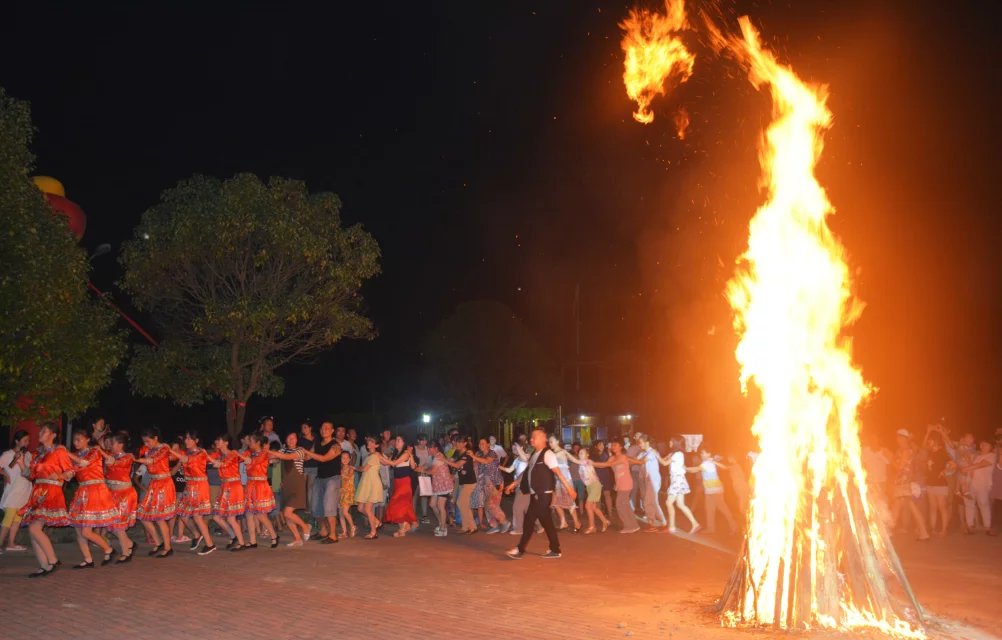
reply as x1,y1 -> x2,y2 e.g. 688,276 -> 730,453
421,413 -> 431,424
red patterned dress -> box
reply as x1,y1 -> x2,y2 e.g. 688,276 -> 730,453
244,450 -> 276,514
179,448 -> 212,517
105,453 -> 137,531
68,447 -> 120,528
136,444 -> 177,521
19,445 -> 74,527
214,451 -> 246,517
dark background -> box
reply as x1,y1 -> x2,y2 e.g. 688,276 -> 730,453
2,1 -> 1000,446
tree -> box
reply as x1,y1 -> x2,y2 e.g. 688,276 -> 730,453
423,300 -> 556,435
0,87 -> 125,423
120,173 -> 381,437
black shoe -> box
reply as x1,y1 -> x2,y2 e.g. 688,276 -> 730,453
197,545 -> 217,556
246,543 -> 258,549
230,544 -> 247,552
226,537 -> 238,550
270,535 -> 280,549
190,535 -> 204,551
147,543 -> 163,556
72,560 -> 95,569
28,566 -> 55,578
101,551 -> 114,566
157,548 -> 174,559
320,536 -> 338,544
541,550 -> 562,559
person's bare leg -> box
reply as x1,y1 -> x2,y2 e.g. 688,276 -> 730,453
141,521 -> 161,546
30,522 -> 57,565
675,495 -> 699,531
226,516 -> 245,545
666,496 -> 677,530
156,520 -> 172,551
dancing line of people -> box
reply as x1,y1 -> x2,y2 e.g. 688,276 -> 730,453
1,417 -> 751,576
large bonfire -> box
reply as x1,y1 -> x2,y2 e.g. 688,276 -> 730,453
619,1 -> 924,636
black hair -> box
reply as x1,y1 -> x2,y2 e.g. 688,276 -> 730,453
184,429 -> 200,444
11,429 -> 29,444
215,433 -> 235,449
71,428 -> 92,445
250,432 -> 268,446
269,439 -> 281,451
112,431 -> 131,448
428,440 -> 442,452
141,426 -> 161,441
39,422 -> 60,442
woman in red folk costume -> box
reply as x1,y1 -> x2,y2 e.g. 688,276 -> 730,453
135,427 -> 177,558
67,429 -> 119,568
244,433 -> 280,548
20,423 -> 88,577
102,431 -> 137,562
167,429 -> 217,555
210,434 -> 249,551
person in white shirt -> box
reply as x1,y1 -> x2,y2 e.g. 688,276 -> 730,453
504,429 -> 577,559
488,435 -> 507,463
0,430 -> 32,552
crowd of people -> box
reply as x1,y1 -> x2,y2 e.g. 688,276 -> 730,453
4,416 -> 997,577
0,416 -> 757,576
862,423 -> 1002,539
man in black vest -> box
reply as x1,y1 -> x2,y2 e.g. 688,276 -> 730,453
505,428 -> 577,559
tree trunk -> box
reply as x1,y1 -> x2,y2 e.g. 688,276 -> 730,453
225,398 -> 246,441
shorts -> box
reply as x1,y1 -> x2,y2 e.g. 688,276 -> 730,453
927,485 -> 948,497
316,476 -> 341,517
3,506 -> 23,528
586,482 -> 602,503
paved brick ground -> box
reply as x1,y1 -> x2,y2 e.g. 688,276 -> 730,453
0,521 -> 998,640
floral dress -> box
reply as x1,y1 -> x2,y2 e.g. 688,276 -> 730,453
339,461 -> 355,507
429,456 -> 454,496
471,450 -> 499,508
552,451 -> 576,509
668,451 -> 691,496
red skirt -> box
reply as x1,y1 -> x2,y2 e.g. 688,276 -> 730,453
68,480 -> 121,529
179,479 -> 213,517
385,476 -> 416,524
245,478 -> 276,514
136,477 -> 177,522
19,479 -> 70,527
107,481 -> 137,531
214,480 -> 246,517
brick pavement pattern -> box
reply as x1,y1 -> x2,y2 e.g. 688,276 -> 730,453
0,524 -> 999,639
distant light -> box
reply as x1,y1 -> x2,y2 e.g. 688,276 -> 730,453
625,414 -> 633,420
579,415 -> 587,421
142,232 -> 150,240
421,413 -> 431,424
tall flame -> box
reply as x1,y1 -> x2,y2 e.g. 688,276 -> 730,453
723,18 -> 921,635
620,0 -> 695,124
621,4 -> 926,637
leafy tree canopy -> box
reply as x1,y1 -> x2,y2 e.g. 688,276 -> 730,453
121,173 -> 380,436
0,87 -> 125,422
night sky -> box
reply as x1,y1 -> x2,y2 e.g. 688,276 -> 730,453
3,1 -> 1000,445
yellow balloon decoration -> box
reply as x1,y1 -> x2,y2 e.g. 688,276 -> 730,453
32,175 -> 65,197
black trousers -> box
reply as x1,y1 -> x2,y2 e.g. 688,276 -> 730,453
518,492 -> 559,554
